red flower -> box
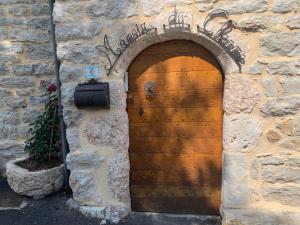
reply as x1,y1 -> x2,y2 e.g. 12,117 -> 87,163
47,84 -> 57,93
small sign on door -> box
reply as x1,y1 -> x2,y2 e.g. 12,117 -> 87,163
86,65 -> 101,80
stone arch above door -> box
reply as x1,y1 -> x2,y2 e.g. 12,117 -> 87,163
111,31 -> 240,79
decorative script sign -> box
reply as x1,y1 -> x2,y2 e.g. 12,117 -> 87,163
163,6 -> 190,32
197,9 -> 245,72
95,23 -> 157,76
96,8 -> 245,75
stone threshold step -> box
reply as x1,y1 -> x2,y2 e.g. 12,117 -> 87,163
120,212 -> 221,225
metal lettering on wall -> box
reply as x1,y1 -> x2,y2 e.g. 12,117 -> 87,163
95,23 -> 157,76
197,9 -> 245,72
163,6 -> 190,32
96,9 -> 245,75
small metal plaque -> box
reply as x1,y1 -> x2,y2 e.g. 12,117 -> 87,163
86,65 -> 100,80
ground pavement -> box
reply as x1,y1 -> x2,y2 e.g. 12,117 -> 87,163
0,178 -> 221,225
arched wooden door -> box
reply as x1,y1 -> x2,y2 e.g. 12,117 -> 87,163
127,40 -> 223,215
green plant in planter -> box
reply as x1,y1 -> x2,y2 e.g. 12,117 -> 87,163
24,81 -> 61,162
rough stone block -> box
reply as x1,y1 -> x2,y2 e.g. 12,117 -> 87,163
32,3 -> 49,16
260,77 -> 277,97
57,43 -> 102,64
287,15 -> 300,29
25,44 -> 53,60
29,18 -> 50,30
0,77 -> 34,88
110,80 -> 126,109
261,96 -> 300,117
260,33 -> 300,56
286,157 -> 300,167
222,209 -> 281,225
66,128 -> 80,151
16,88 -> 33,96
224,75 -> 260,113
0,125 -> 17,139
66,152 -> 104,170
235,15 -> 283,32
140,0 -> 163,16
0,18 -> 27,26
0,141 -> 24,156
261,166 -> 300,184
55,22 -> 103,41
0,0 -> 36,4
0,111 -> 19,125
6,97 -> 26,109
271,0 -> 296,13
21,108 -> 41,123
59,64 -> 82,83
54,2 -> 86,23
9,6 -> 30,16
259,155 -> 285,166
69,169 -> 102,204
280,77 -> 300,94
16,125 -> 29,139
0,27 -> 7,40
195,2 -> 213,12
0,89 -> 12,98
13,63 -> 54,76
63,107 -> 83,128
10,28 -> 49,42
266,130 -> 281,143
28,96 -> 46,107
222,153 -> 248,207
248,65 -> 263,75
251,159 -> 259,179
224,114 -> 262,151
0,141 -> 25,173
79,206 -> 130,224
276,118 -> 294,136
0,42 -> 23,54
266,61 -> 300,75
0,8 -> 5,17
216,0 -> 267,14
85,111 -> 129,152
108,154 -> 130,204
263,185 -> 300,207
87,0 -> 137,19
61,83 -> 76,105
279,138 -> 300,151
0,64 -> 9,75
0,54 -> 18,63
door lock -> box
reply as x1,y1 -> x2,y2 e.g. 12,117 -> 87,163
139,107 -> 144,116
144,81 -> 155,98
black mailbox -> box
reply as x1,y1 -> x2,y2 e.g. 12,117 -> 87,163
74,82 -> 110,109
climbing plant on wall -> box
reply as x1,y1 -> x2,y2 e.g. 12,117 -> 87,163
24,81 -> 61,162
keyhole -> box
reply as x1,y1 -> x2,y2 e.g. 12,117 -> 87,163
139,107 -> 144,116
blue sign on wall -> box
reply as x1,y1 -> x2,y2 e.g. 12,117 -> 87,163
86,65 -> 99,80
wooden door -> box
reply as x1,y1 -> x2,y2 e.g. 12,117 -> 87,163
127,40 -> 223,215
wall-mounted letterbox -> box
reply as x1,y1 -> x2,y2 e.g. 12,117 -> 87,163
74,82 -> 110,109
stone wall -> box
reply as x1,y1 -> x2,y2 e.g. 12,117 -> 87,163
0,0 -> 55,176
53,0 -> 300,223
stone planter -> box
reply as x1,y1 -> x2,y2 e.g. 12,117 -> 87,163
6,158 -> 64,198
